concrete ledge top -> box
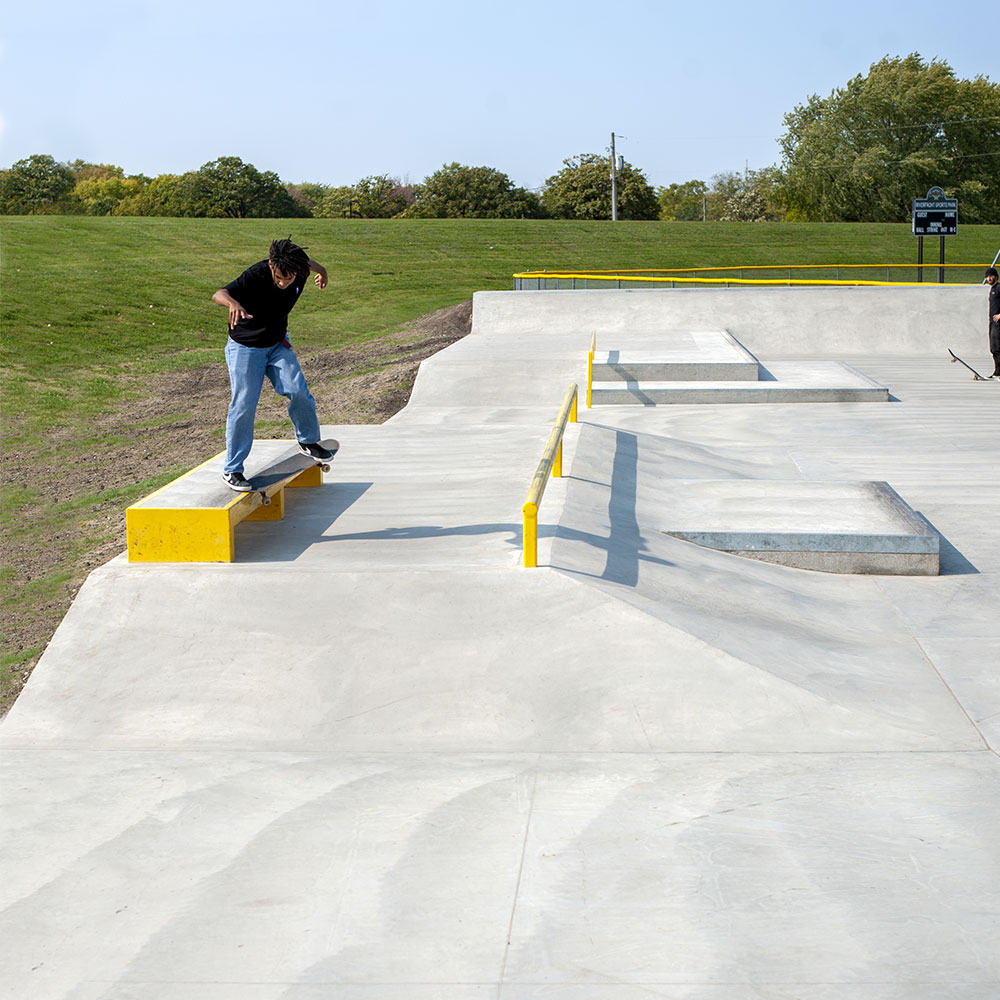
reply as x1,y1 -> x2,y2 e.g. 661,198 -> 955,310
129,440 -> 307,510
658,480 -> 936,543
595,329 -> 757,364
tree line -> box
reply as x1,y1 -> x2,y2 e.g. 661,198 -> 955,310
3,56 -> 998,224
0,152 -> 670,221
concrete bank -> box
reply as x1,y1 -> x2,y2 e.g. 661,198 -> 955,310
474,284 -> 989,355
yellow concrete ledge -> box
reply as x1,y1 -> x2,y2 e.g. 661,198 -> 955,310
126,449 -> 324,563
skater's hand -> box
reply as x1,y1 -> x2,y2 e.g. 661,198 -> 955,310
227,300 -> 252,328
212,288 -> 252,329
309,259 -> 328,290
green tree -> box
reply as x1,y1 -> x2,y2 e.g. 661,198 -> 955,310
353,175 -> 414,218
703,171 -> 739,220
114,173 -> 192,216
409,163 -> 544,218
287,182 -> 327,215
74,174 -> 147,216
312,185 -> 357,218
543,153 -> 659,220
780,54 -> 1000,222
189,157 -> 309,218
0,154 -> 77,214
657,179 -> 707,221
711,168 -> 783,221
68,161 -> 125,183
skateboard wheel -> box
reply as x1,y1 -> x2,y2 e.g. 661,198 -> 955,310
262,496 -> 271,506
320,463 -> 331,472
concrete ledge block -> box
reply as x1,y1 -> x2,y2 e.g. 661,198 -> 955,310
591,361 -> 889,404
662,481 -> 939,575
125,441 -> 326,563
592,331 -> 760,382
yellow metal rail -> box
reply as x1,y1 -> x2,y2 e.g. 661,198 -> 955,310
522,383 -> 578,568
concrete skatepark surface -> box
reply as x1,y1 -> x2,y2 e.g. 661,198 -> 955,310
2,287 -> 999,998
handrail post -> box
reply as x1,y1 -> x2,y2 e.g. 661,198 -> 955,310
587,332 -> 596,409
522,501 -> 538,568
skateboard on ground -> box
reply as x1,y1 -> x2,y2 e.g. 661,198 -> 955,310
249,438 -> 340,506
948,349 -> 992,381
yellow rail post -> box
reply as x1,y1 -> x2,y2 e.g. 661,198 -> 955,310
586,332 -> 596,408
522,501 -> 539,568
522,383 -> 578,568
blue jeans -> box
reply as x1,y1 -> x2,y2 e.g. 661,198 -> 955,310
224,339 -> 321,474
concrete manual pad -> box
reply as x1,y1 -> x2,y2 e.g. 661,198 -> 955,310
662,479 -> 939,574
3,289 -> 999,998
592,330 -> 759,381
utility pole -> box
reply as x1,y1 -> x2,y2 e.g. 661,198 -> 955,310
610,132 -> 618,222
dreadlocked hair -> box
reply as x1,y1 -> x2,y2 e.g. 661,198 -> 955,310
269,236 -> 310,281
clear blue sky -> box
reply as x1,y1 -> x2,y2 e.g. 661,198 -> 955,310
1,0 -> 994,192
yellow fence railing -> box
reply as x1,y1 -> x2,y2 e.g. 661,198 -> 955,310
513,263 -> 986,289
522,383 -> 578,568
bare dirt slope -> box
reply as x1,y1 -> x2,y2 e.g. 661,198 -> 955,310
1,300 -> 473,714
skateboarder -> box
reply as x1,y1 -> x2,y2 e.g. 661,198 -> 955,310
986,267 -> 1000,379
213,237 -> 336,491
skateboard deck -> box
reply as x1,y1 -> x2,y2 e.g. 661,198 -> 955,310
948,349 -> 991,381
248,438 -> 339,505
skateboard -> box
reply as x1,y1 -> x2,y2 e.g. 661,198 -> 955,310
948,349 -> 992,381
249,438 -> 340,506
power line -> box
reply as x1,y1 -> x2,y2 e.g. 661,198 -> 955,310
653,114 -> 1000,144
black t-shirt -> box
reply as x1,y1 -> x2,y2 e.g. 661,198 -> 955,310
224,260 -> 307,347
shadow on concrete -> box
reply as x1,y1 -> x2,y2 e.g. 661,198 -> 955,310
605,370 -> 656,404
917,512 -> 981,576
602,430 -> 641,584
553,430 -> 676,583
320,522 -> 521,544
236,482 -> 372,563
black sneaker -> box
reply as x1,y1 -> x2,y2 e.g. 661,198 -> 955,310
223,471 -> 252,492
297,441 -> 336,461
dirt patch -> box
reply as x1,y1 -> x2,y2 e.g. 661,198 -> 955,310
0,299 -> 473,715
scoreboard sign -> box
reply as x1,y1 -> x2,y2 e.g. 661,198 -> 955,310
912,186 -> 958,236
